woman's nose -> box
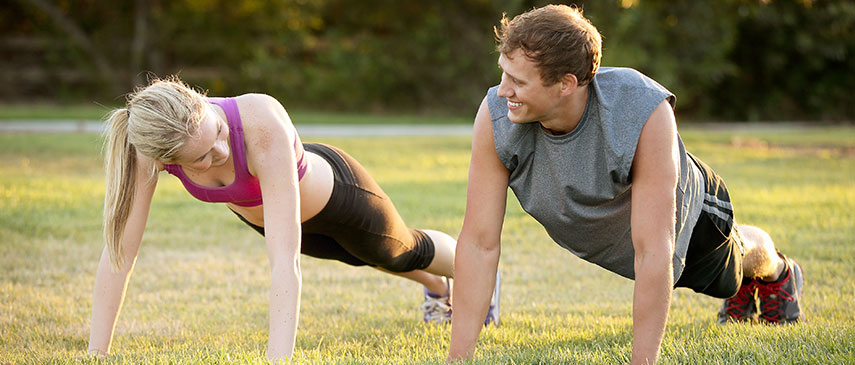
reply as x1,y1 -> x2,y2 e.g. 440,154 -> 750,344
215,139 -> 229,156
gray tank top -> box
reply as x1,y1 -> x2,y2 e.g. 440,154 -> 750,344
488,67 -> 704,281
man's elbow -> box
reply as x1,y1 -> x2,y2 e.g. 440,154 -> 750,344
459,228 -> 501,255
633,240 -> 673,272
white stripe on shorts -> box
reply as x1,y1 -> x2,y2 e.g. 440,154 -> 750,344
701,203 -> 733,222
704,193 -> 733,211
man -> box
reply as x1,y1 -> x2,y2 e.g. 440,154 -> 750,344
448,5 -> 805,364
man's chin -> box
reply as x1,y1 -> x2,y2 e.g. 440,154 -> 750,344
507,113 -> 536,124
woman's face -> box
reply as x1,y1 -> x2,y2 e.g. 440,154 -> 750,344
174,105 -> 230,172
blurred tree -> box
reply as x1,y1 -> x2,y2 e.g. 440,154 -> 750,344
12,0 -> 126,95
237,0 -> 501,112
582,0 -> 741,119
714,0 -> 855,120
130,0 -> 150,87
2,0 -> 853,120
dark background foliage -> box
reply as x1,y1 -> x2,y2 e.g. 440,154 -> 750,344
3,0 -> 854,120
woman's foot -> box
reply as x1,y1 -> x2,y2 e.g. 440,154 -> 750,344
422,277 -> 452,323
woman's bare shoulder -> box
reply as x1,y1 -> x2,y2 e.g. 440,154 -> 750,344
233,93 -> 296,164
234,93 -> 293,131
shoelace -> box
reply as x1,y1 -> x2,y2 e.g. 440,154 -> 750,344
726,282 -> 756,316
757,274 -> 794,322
421,297 -> 451,322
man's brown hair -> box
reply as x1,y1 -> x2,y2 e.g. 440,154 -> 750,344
495,5 -> 602,87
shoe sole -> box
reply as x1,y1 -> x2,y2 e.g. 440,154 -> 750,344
788,259 -> 806,323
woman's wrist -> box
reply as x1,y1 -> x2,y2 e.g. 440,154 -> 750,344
87,348 -> 107,357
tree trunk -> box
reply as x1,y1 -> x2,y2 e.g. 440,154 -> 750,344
19,0 -> 123,94
131,0 -> 149,87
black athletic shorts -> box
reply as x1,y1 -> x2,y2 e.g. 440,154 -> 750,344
674,154 -> 745,299
233,143 -> 436,272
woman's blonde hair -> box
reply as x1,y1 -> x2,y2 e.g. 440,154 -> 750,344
102,76 -> 207,271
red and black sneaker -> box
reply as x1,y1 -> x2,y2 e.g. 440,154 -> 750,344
717,277 -> 758,323
756,253 -> 805,324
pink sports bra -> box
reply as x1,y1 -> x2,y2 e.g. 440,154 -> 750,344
163,97 -> 307,207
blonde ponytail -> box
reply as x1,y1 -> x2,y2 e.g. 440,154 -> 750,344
102,108 -> 137,271
101,76 -> 208,271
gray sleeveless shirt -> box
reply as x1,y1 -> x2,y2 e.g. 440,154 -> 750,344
488,67 -> 704,281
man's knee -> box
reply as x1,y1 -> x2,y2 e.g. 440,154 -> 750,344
737,224 -> 774,253
737,225 -> 782,279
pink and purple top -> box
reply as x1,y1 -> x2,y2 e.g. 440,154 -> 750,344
163,97 -> 307,207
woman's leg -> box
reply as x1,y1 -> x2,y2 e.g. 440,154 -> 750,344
376,229 -> 456,293
375,267 -> 447,294
421,229 -> 456,278
301,143 -> 461,303
370,229 -> 455,293
302,143 -> 449,273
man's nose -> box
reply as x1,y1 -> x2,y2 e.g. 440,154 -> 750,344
497,74 -> 512,98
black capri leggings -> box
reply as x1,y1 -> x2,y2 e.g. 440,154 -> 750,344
233,143 -> 436,272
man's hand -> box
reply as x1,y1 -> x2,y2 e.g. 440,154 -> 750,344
628,99 -> 680,364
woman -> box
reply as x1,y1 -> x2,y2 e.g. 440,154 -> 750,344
88,77 -> 470,361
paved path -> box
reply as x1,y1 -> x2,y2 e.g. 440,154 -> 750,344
0,120 -> 473,137
2,119 -> 844,136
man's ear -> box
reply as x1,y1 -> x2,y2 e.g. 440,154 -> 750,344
559,73 -> 578,96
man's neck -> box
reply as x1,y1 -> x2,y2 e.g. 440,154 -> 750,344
540,85 -> 589,136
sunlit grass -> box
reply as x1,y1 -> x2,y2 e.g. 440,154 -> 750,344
1,126 -> 853,364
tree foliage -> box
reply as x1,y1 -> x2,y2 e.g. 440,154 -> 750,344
3,0 -> 853,120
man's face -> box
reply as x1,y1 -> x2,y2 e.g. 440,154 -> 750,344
496,49 -> 564,124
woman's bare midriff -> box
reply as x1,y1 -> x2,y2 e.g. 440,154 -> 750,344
228,151 -> 334,226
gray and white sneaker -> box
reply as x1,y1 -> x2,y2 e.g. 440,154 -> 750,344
484,270 -> 501,326
422,277 -> 452,323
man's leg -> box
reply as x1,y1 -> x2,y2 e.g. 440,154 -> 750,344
739,225 -> 785,281
734,225 -> 805,324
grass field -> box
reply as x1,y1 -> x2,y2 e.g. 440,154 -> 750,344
1,124 -> 853,364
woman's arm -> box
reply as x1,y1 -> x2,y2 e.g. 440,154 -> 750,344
240,94 -> 303,361
88,156 -> 159,356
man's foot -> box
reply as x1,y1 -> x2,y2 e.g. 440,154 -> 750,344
422,277 -> 452,323
484,270 -> 501,326
718,277 -> 758,323
756,253 -> 805,324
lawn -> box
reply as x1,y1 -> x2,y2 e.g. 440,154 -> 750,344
1,124 -> 853,364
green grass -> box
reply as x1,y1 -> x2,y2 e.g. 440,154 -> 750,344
1,126 -> 854,364
0,103 -> 120,121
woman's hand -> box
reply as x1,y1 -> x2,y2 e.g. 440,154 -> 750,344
238,94 -> 304,361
